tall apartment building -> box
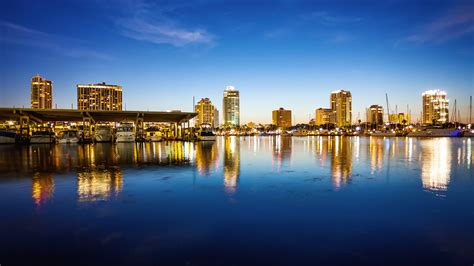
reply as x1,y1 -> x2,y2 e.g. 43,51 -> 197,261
31,75 -> 53,109
77,82 -> 122,111
272,108 -> 292,128
330,90 -> 352,127
195,98 -> 219,128
315,108 -> 333,126
422,90 -> 449,125
367,105 -> 384,127
223,86 -> 240,127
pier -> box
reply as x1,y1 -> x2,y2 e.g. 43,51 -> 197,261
0,108 -> 197,140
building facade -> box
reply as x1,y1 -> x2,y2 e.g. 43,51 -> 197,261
195,98 -> 218,128
389,113 -> 411,125
223,86 -> 240,127
272,108 -> 292,128
77,82 -> 122,111
367,105 -> 384,127
422,90 -> 449,125
31,75 -> 53,109
330,90 -> 352,127
315,108 -> 333,126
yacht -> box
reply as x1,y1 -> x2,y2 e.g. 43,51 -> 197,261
0,128 -> 16,144
199,124 -> 216,141
370,130 -> 397,137
407,127 -> 462,137
145,127 -> 163,142
30,130 -> 55,144
94,125 -> 114,142
463,129 -> 474,137
116,122 -> 135,142
57,130 -> 80,144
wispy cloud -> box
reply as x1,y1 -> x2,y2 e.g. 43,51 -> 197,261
118,17 -> 215,47
0,21 -> 113,60
107,0 -> 215,47
401,5 -> 474,44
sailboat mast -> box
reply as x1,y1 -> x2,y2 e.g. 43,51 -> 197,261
385,93 -> 390,125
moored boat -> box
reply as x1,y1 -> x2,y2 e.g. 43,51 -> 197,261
30,130 -> 55,144
94,125 -> 114,142
199,124 -> 216,141
145,127 -> 163,142
0,128 -> 17,144
407,127 -> 462,137
116,122 -> 135,142
57,130 -> 80,144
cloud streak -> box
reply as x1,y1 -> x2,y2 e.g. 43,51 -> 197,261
0,21 -> 113,60
107,0 -> 215,47
402,5 -> 474,44
118,17 -> 214,47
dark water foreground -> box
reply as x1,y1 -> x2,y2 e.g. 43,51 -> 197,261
0,136 -> 473,266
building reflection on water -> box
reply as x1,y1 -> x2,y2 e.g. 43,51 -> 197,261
369,137 -> 384,174
0,137 -> 472,205
32,172 -> 55,206
330,136 -> 353,188
77,168 -> 123,202
195,142 -> 218,176
272,136 -> 292,171
420,138 -> 451,192
223,137 -> 240,193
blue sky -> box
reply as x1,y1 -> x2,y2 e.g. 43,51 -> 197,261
1,0 -> 473,123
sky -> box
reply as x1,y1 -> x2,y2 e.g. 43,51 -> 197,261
0,0 -> 473,124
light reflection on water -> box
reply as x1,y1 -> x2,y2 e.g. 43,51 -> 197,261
0,136 -> 473,265
0,137 -> 473,206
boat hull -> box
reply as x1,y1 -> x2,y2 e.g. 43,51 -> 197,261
30,136 -> 55,144
408,129 -> 462,137
0,130 -> 16,144
95,133 -> 113,142
57,137 -> 79,144
116,133 -> 135,142
200,136 -> 217,141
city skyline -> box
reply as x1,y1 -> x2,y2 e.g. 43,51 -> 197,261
1,0 -> 473,124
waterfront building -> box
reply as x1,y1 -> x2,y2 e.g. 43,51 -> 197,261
367,105 -> 384,127
330,90 -> 352,127
272,108 -> 292,128
222,86 -> 240,127
213,109 -> 219,128
422,90 -> 449,125
315,108 -> 333,126
77,82 -> 122,111
389,113 -> 411,125
31,75 -> 53,109
195,98 -> 218,128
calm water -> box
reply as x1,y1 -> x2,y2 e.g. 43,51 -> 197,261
0,136 -> 473,266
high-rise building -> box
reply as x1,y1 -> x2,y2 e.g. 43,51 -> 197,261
223,86 -> 240,127
272,108 -> 292,128
77,82 -> 122,111
367,105 -> 384,127
213,109 -> 219,128
315,108 -> 333,126
195,98 -> 218,128
31,75 -> 53,109
330,90 -> 352,127
422,90 -> 449,125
